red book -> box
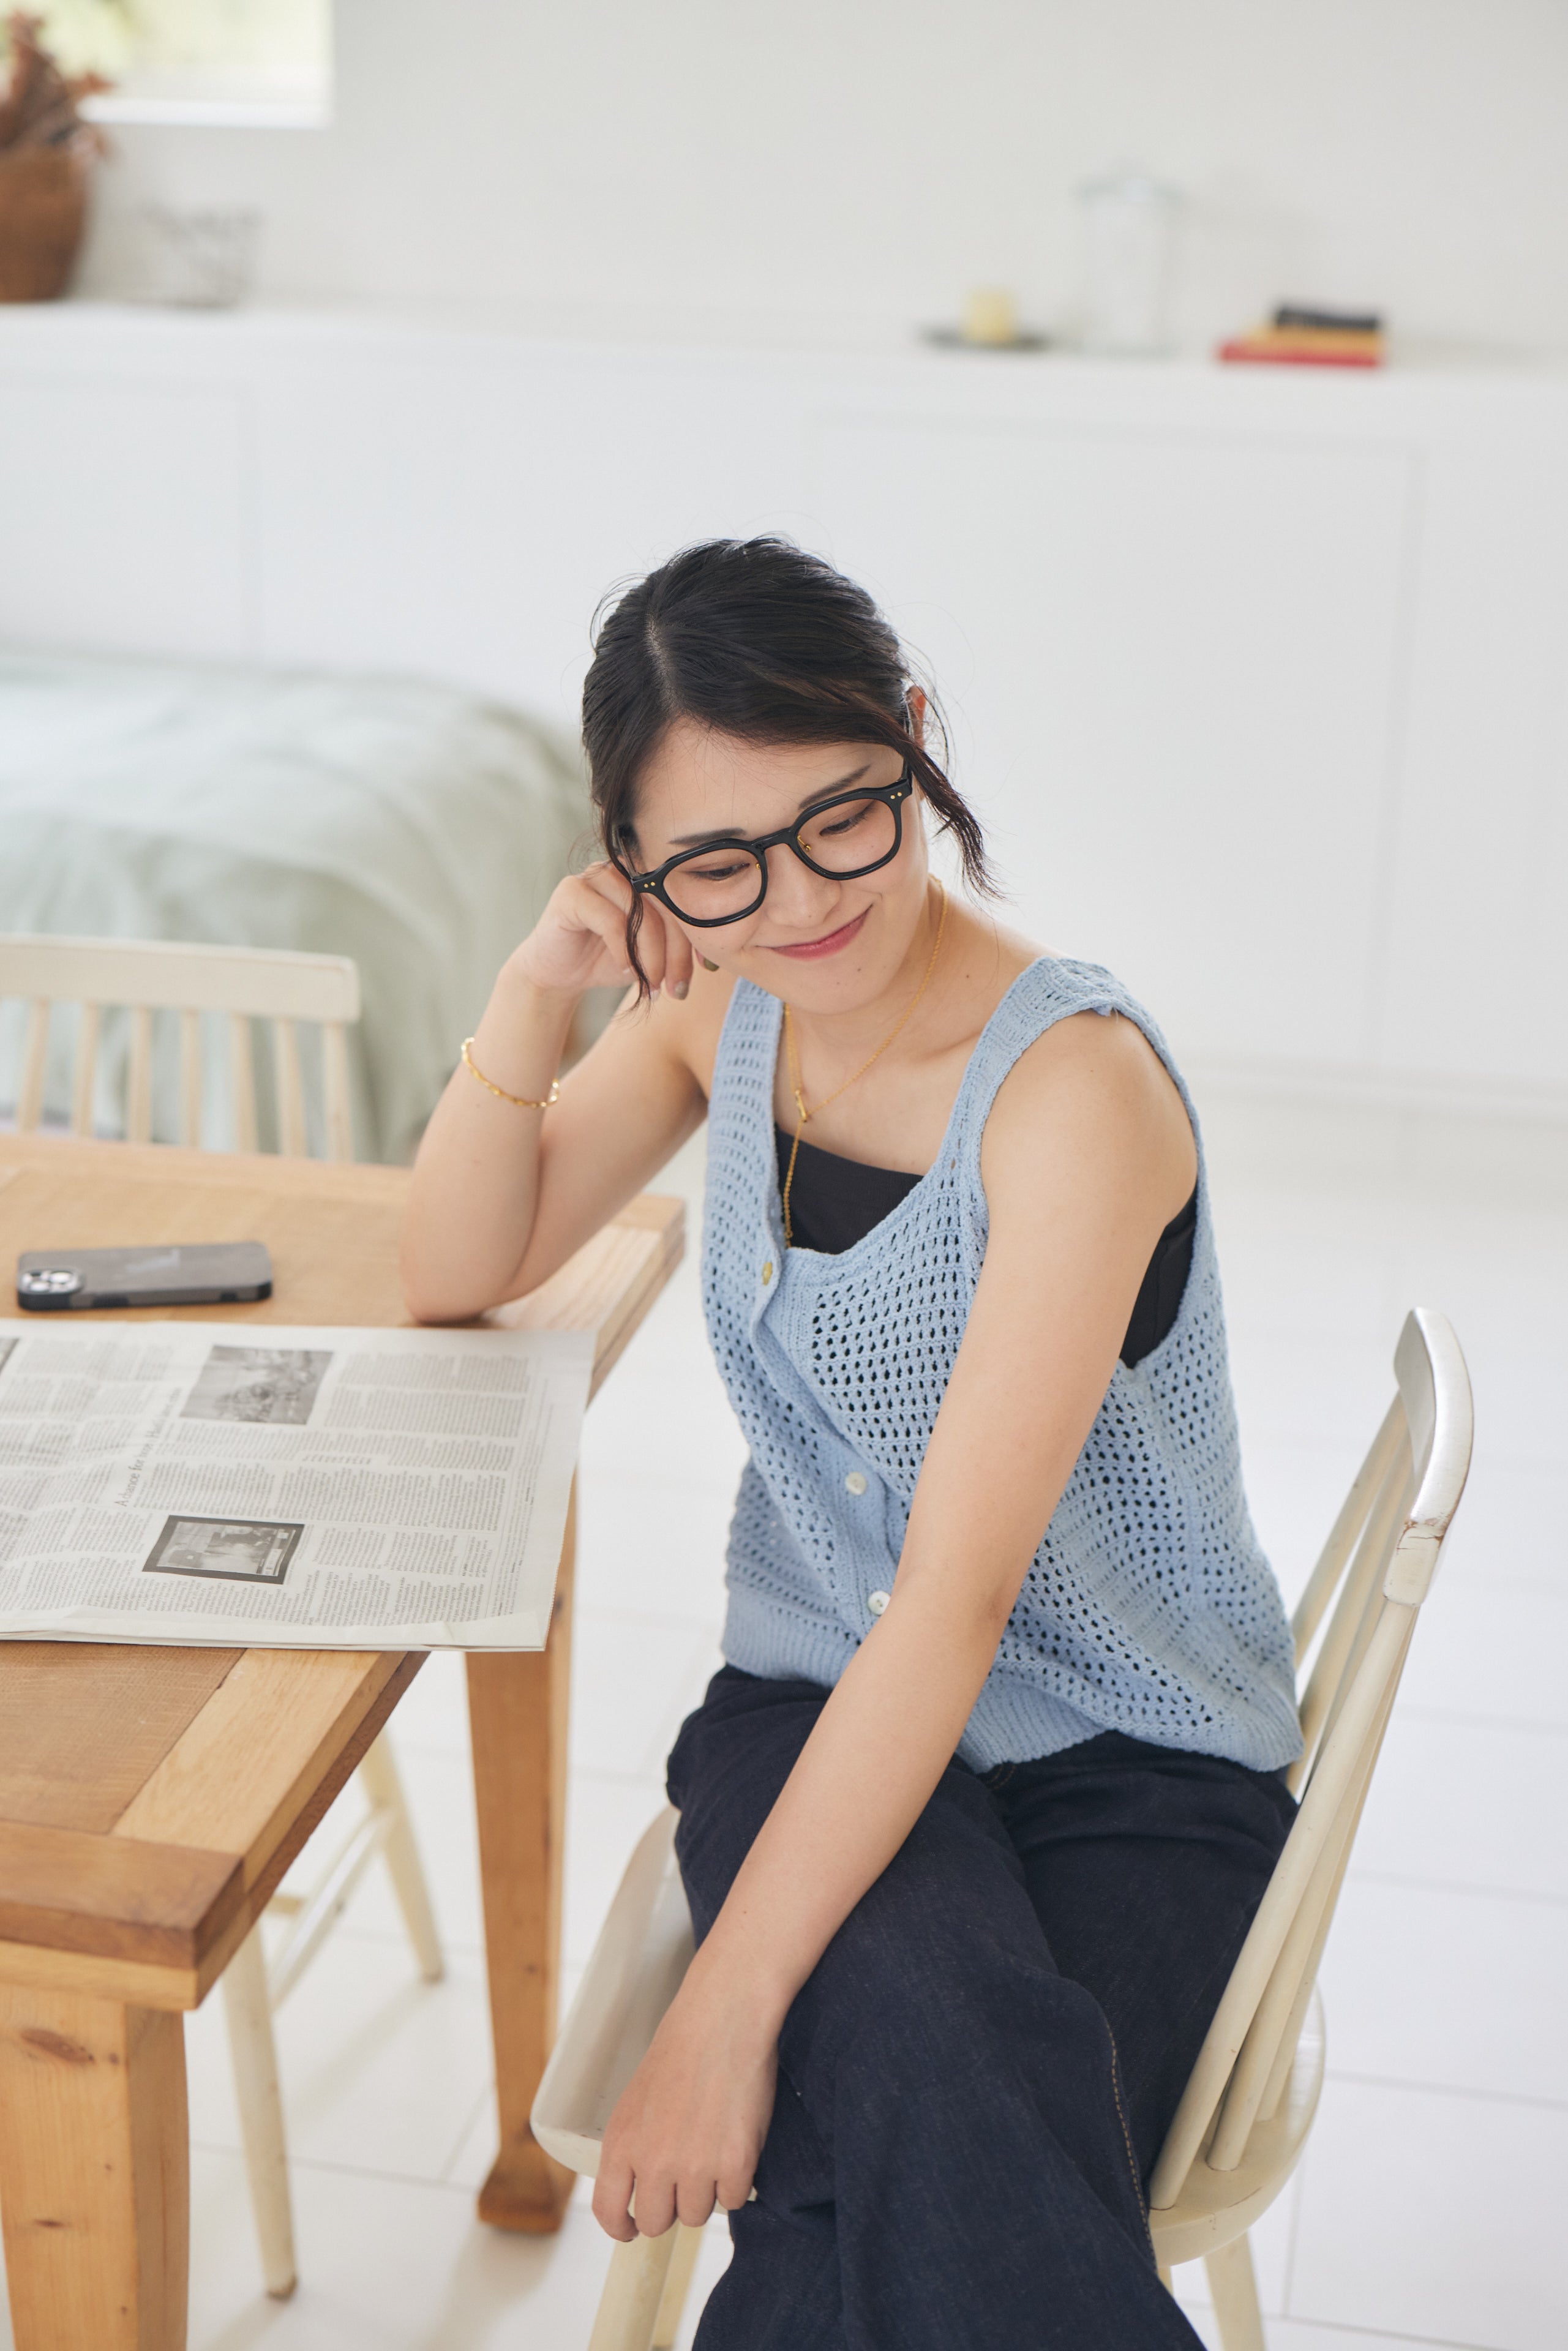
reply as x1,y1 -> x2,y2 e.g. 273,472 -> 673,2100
1218,327 -> 1384,370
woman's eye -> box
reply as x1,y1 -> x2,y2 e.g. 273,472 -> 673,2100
686,857 -> 751,883
817,804 -> 872,838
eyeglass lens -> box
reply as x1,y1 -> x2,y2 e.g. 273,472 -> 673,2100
660,793 -> 899,922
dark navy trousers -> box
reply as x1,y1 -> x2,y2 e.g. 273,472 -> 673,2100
666,1666 -> 1296,2351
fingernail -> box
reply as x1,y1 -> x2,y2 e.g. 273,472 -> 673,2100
700,956 -> 719,973
670,978 -> 689,1000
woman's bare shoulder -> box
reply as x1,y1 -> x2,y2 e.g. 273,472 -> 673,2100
983,1005 -> 1196,1221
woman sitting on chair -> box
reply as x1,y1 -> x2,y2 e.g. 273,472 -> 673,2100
402,539 -> 1301,2350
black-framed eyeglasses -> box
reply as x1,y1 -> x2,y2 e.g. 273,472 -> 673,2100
620,770 -> 914,929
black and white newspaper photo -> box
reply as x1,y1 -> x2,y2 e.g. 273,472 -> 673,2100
0,1319 -> 595,1649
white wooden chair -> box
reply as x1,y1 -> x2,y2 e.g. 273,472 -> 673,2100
531,1307 -> 1473,2351
1,929 -> 445,2300
0,931 -> 360,1158
223,1739 -> 444,2298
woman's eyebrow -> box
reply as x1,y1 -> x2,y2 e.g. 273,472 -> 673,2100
666,761 -> 876,846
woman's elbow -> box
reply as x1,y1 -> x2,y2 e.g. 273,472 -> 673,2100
399,1241 -> 500,1327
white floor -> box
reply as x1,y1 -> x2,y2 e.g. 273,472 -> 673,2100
5,1091 -> 1564,2351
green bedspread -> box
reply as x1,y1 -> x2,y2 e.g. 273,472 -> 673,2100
0,649 -> 596,1163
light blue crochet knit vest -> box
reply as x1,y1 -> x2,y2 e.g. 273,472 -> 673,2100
701,956 -> 1302,1773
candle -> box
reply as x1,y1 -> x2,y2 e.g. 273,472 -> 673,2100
961,288 -> 1018,347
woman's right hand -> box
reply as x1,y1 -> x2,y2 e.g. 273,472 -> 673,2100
509,862 -> 698,1002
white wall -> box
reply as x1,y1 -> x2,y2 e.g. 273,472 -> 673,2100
77,0 -> 1568,356
4,306 -> 1566,1104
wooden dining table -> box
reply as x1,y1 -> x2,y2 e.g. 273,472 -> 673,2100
0,1132 -> 683,2351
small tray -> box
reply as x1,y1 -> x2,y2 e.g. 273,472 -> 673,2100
922,326 -> 1051,353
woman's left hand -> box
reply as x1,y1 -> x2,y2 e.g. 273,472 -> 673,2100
591,1967 -> 779,2239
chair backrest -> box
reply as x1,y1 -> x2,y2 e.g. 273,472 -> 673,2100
1147,1305 -> 1473,2210
0,932 -> 361,1161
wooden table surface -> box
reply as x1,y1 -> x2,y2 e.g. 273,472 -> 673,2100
0,1134 -> 683,2350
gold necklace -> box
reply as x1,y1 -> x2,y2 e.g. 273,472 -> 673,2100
781,880 -> 948,1247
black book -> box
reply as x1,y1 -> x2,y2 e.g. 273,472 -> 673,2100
1272,304 -> 1383,335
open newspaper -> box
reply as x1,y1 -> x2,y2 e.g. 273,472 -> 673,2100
0,1318 -> 594,1649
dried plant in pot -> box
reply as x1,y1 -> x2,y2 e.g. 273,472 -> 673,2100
0,11 -> 108,301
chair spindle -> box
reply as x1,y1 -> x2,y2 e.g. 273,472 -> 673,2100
126,1005 -> 154,1143
70,1002 -> 101,1136
1209,1607 -> 1414,2167
1291,1443 -> 1410,1792
17,999 -> 48,1132
229,1013 -> 259,1154
1148,1595 -> 1414,2208
322,1021 -> 353,1163
273,1019 -> 307,1157
179,1008 -> 203,1148
1290,1397 -> 1403,1664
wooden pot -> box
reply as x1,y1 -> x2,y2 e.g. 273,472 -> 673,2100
0,144 -> 89,302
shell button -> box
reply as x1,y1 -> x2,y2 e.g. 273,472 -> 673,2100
868,1589 -> 891,1616
844,1470 -> 868,1496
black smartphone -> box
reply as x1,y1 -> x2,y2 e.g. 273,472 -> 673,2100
15,1243 -> 274,1311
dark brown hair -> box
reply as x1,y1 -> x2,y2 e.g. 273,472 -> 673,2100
581,538 -> 990,985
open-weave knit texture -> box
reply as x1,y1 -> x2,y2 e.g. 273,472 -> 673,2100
702,958 -> 1301,1772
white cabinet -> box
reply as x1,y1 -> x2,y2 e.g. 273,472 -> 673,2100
0,306 -> 1563,1103
806,414 -> 1415,1070
0,369 -> 251,656
1377,421 -> 1568,1091
250,335 -> 810,714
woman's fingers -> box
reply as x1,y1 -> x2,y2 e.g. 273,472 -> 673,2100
591,2152 -> 638,2244
583,861 -> 679,992
638,916 -> 669,995
715,2156 -> 758,2214
630,2175 -> 678,2239
575,864 -> 639,983
591,2139 -> 724,2241
587,1978 -> 775,2244
660,909 -> 699,1002
514,857 -> 723,999
633,902 -> 703,1003
675,2176 -> 719,2230
573,865 -> 708,1003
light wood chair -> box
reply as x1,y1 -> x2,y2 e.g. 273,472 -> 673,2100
531,1307 -> 1474,2351
0,929 -> 446,2300
0,931 -> 361,1158
223,1736 -> 444,2297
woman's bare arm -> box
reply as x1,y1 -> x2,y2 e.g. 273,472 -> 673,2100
400,863 -> 727,1322
593,1010 -> 1198,2237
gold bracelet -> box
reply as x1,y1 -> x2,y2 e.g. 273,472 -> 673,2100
460,1037 -> 560,1109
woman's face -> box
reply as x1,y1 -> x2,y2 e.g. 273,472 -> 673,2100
629,716 -> 932,1011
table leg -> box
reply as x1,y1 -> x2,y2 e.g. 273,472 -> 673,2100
467,1482 -> 577,2233
0,1986 -> 188,2351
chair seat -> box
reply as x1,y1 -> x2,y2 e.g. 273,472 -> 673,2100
533,1807 -> 690,2178
1149,1989 -> 1324,2267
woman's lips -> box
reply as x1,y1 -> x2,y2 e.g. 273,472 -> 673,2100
765,908 -> 869,962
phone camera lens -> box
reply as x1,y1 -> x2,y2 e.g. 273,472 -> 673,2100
18,1267 -> 83,1295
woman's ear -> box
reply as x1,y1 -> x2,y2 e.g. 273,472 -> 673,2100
906,688 -> 928,748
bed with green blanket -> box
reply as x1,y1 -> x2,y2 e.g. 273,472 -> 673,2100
0,649 -> 598,1162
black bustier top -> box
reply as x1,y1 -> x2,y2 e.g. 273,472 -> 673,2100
775,1126 -> 1196,1370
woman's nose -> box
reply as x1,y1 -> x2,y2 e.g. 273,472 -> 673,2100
761,842 -> 840,929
